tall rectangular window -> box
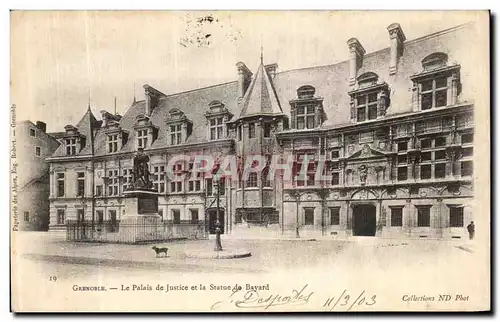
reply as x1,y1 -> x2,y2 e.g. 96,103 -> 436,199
330,207 -> 340,225
108,134 -> 119,153
137,129 -> 148,148
57,173 -> 65,197
188,162 -> 202,192
29,128 -> 36,137
449,206 -> 464,227
420,164 -> 432,179
209,117 -> 224,140
122,169 -> 133,191
237,125 -> 242,141
95,185 -> 103,197
96,210 -> 104,224
420,76 -> 448,110
76,172 -> 85,197
205,178 -> 213,195
390,207 -> 403,227
152,165 -> 166,193
190,209 -> 199,224
304,208 -> 314,225
172,210 -> 181,224
57,209 -> 65,225
263,123 -> 271,137
331,172 -> 340,185
262,168 -> 272,187
248,123 -> 256,138
218,179 -> 226,196
356,93 -> 378,122
35,146 -> 41,157
107,169 -> 119,196
24,211 -> 29,222
65,138 -> 77,156
417,206 -> 431,227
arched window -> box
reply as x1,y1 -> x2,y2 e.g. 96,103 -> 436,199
422,52 -> 448,71
357,72 -> 379,88
297,85 -> 316,99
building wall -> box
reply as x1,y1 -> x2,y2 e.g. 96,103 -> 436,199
16,121 -> 60,231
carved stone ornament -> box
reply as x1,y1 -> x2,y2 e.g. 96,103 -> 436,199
358,165 -> 368,184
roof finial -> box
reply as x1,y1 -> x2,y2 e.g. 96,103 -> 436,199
133,80 -> 137,103
114,96 -> 117,115
260,34 -> 264,64
87,93 -> 91,111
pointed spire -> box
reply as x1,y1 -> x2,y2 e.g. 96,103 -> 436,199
87,94 -> 91,111
260,34 -> 264,64
114,97 -> 117,115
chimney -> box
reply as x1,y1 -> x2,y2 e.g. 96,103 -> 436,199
387,23 -> 406,75
35,121 -> 46,133
236,62 -> 253,102
143,84 -> 166,116
347,38 -> 366,86
265,63 -> 278,80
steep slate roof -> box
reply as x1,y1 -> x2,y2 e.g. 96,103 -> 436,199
51,23 -> 475,158
238,60 -> 283,119
51,106 -> 100,157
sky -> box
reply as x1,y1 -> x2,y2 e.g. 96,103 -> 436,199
10,11 -> 480,132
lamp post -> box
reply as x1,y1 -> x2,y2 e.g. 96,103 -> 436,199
212,163 -> 223,252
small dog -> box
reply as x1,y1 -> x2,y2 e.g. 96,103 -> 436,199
152,246 -> 169,258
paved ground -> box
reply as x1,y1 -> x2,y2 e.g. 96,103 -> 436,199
14,232 -> 476,278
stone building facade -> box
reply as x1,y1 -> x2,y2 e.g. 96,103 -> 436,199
16,121 -> 61,231
47,22 -> 477,239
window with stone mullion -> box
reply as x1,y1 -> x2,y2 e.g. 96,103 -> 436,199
356,92 -> 378,122
296,105 -> 316,130
421,76 -> 448,110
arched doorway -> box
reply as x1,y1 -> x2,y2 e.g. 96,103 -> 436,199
207,209 -> 225,234
352,204 -> 376,236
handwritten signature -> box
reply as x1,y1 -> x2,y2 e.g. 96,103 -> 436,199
211,284 -> 313,311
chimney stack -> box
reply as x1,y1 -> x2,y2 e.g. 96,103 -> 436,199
143,84 -> 166,116
347,38 -> 366,86
387,23 -> 406,75
236,62 -> 253,102
35,121 -> 46,133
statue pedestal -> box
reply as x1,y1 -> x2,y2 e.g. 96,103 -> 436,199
118,189 -> 163,243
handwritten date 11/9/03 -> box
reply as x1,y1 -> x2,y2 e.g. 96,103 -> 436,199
323,290 -> 376,311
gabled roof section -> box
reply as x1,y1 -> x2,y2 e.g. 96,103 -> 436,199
346,144 -> 391,160
238,61 -> 282,119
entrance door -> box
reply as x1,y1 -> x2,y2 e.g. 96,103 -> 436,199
208,209 -> 225,234
353,204 -> 376,236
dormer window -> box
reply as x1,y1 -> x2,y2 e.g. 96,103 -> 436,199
134,114 -> 158,149
204,101 -> 232,141
290,85 -> 325,130
411,52 -> 461,111
65,138 -> 77,155
166,108 -> 192,146
209,117 -> 224,140
349,72 -> 390,123
108,134 -> 119,153
297,105 -> 315,129
62,125 -> 85,156
103,117 -> 128,154
137,129 -> 148,149
170,125 -> 182,145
